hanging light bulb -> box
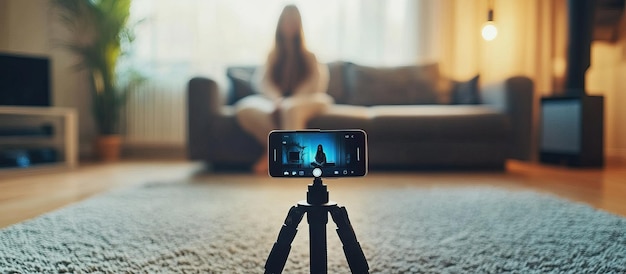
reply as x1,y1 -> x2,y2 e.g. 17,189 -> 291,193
481,7 -> 498,41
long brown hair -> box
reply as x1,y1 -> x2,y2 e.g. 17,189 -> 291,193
270,5 -> 311,95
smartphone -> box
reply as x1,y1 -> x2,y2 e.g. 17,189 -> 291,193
268,129 -> 368,178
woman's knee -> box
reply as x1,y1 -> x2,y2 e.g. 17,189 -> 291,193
235,107 -> 258,129
314,93 -> 334,105
281,94 -> 332,112
235,95 -> 275,113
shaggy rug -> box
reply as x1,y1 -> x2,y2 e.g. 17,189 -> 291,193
0,181 -> 624,273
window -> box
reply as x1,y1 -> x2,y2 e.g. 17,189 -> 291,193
129,0 -> 421,85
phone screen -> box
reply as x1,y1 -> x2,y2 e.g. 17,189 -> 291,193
268,130 -> 368,177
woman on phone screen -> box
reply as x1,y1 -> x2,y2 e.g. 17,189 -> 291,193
236,5 -> 332,173
311,144 -> 327,168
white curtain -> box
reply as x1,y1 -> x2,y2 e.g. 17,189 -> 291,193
128,0 -> 424,86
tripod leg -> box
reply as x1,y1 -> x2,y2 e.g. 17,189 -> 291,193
329,206 -> 369,274
307,205 -> 328,274
265,206 -> 306,274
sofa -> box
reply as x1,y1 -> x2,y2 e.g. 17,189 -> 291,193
187,62 -> 533,169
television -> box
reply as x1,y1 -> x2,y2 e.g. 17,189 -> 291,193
0,53 -> 51,106
540,99 -> 581,154
540,96 -> 603,167
288,151 -> 300,163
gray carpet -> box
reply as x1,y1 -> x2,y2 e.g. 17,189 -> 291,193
1,181 -> 625,273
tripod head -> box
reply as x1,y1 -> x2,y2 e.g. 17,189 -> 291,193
307,168 -> 329,205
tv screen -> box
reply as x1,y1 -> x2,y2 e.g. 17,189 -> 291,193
541,99 -> 581,154
288,151 -> 300,162
0,53 -> 50,106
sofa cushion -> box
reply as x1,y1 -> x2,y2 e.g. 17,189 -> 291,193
308,104 -> 372,130
368,105 -> 510,142
345,63 -> 440,106
310,105 -> 510,143
226,67 -> 257,105
326,61 -> 348,104
451,75 -> 480,104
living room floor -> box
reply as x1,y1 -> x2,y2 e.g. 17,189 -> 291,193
1,160 -> 625,229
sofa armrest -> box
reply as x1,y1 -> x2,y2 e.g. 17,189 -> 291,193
187,77 -> 221,160
481,76 -> 534,161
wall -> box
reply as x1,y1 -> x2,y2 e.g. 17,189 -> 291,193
587,14 -> 626,160
0,0 -> 48,54
485,0 -> 626,161
437,0 -> 567,90
3,0 -> 624,161
437,0 -> 626,161
0,1 -> 10,49
0,0 -> 95,158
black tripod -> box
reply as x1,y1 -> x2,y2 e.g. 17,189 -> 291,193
264,177 -> 369,274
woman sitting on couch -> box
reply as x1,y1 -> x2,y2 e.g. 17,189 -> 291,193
236,5 -> 332,173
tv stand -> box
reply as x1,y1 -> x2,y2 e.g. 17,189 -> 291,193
0,107 -> 78,174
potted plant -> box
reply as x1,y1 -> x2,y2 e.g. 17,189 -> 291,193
54,0 -> 143,161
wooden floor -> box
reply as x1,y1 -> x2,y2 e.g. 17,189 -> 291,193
0,160 -> 625,228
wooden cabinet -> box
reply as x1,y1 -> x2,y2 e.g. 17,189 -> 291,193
0,107 -> 78,174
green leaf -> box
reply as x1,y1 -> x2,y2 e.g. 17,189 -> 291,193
53,0 -> 143,135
